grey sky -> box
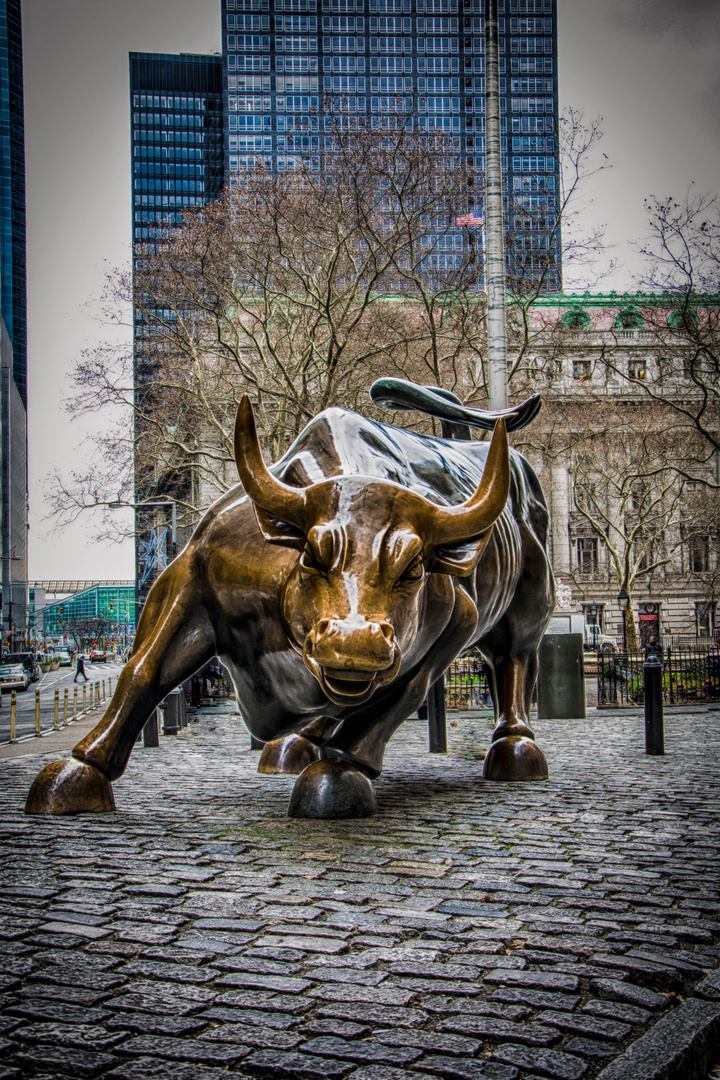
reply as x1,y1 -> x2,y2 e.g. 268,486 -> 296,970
22,0 -> 720,579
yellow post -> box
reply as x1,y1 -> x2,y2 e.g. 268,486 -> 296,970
35,688 -> 40,735
73,685 -> 77,720
82,684 -> 87,713
53,688 -> 59,730
95,682 -> 100,707
109,677 -> 112,696
63,687 -> 68,725
102,679 -> 106,702
10,691 -> 16,742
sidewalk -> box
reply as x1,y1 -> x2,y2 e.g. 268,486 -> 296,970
0,703 -> 718,1080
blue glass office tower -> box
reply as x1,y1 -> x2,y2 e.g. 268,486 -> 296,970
221,0 -> 561,289
0,0 -> 26,404
130,53 -> 224,244
0,0 -> 27,650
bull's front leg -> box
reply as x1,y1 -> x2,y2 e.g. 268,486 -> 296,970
25,556 -> 215,815
288,585 -> 479,819
481,650 -> 548,781
257,716 -> 340,775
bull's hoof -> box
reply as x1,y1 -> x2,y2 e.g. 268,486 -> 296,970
25,757 -> 116,815
288,759 -> 377,819
482,736 -> 548,782
258,735 -> 320,775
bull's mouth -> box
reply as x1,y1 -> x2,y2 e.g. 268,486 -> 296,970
303,646 -> 402,707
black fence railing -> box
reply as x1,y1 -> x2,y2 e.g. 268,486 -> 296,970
598,643 -> 720,707
445,656 -> 493,711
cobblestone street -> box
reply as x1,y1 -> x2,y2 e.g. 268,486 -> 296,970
0,703 -> 719,1080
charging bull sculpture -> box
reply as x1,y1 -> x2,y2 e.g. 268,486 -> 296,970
26,379 -> 555,819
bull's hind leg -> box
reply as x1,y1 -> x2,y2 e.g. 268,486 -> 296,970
25,558 -> 215,815
482,651 -> 548,781
258,716 -> 339,775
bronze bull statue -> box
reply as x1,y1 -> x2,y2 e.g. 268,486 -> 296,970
26,380 -> 555,819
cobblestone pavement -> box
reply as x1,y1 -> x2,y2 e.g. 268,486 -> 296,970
0,703 -> 719,1080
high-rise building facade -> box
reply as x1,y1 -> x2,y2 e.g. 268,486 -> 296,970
0,0 -> 27,651
130,53 -> 225,245
0,0 -> 26,404
130,53 -> 224,608
221,0 -> 560,289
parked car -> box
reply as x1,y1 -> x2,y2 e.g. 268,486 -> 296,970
3,652 -> 41,682
55,648 -> 73,666
583,625 -> 618,653
89,650 -> 107,664
0,664 -> 30,692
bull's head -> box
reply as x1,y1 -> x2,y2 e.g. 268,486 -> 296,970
234,397 -> 509,707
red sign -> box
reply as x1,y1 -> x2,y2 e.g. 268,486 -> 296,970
639,613 -> 659,621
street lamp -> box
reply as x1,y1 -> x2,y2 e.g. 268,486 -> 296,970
617,587 -> 629,652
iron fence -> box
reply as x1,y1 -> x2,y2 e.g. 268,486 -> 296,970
598,642 -> 720,707
444,655 -> 492,711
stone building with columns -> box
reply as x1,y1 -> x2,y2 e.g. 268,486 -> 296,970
515,291 -> 720,647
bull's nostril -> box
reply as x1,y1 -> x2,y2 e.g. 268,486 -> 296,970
379,622 -> 394,645
316,619 -> 331,637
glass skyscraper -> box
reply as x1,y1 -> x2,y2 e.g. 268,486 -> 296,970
130,53 -> 225,245
0,0 -> 27,650
221,0 -> 560,289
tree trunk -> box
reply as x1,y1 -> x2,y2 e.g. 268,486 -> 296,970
624,600 -> 639,653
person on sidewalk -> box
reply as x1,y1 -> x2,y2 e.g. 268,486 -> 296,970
74,654 -> 88,683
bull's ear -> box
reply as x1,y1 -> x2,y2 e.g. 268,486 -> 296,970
253,505 -> 306,550
431,529 -> 493,577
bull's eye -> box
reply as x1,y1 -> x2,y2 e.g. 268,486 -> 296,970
395,556 -> 424,588
300,545 -> 326,577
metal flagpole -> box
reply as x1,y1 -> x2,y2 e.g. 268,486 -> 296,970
485,0 -> 508,410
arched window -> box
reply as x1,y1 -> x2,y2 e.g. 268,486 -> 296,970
668,308 -> 698,332
560,308 -> 590,331
614,308 -> 644,330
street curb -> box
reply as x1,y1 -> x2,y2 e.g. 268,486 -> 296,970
0,705 -> 110,759
594,996 -> 720,1080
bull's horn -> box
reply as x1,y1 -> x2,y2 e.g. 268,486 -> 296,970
234,396 -> 307,526
432,418 -> 510,545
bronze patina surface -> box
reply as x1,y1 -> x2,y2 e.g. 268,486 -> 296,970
26,382 -> 555,818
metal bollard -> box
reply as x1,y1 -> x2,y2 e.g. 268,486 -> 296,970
82,684 -> 87,713
96,681 -> 100,707
35,688 -> 40,736
10,691 -> 16,742
143,709 -> 160,748
63,687 -> 68,726
427,673 -> 448,753
108,677 -> 112,696
644,655 -> 665,755
102,679 -> 106,701
53,688 -> 59,730
73,686 -> 77,720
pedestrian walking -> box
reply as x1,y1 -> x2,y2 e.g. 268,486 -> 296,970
74,654 -> 88,683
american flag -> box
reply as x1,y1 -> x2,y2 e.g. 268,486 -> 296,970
456,212 -> 484,227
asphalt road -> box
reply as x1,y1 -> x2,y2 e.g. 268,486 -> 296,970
0,659 -> 124,743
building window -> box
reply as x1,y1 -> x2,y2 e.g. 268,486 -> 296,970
696,602 -> 715,638
572,360 -> 591,381
577,537 -> 598,573
628,358 -> 646,379
688,535 -> 710,573
614,308 -> 644,330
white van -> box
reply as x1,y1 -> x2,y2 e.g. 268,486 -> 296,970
583,625 -> 617,652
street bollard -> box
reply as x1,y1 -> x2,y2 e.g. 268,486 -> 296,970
73,686 -> 77,720
427,673 -> 448,753
53,688 -> 59,730
82,684 -> 87,714
63,687 -> 68,726
96,682 -> 100,707
35,688 -> 40,736
102,679 -> 106,701
143,710 -> 160,748
644,655 -> 665,755
10,691 -> 16,742
109,677 -> 112,696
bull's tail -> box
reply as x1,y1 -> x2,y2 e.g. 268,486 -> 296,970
370,377 -> 541,440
